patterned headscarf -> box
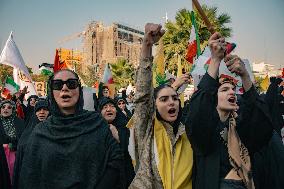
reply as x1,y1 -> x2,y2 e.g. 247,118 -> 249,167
0,100 -> 17,139
218,76 -> 255,189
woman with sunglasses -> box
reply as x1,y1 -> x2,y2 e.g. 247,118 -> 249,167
18,69 -> 123,189
129,23 -> 193,189
0,100 -> 24,186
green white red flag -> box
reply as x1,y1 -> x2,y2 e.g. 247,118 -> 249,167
186,11 -> 201,64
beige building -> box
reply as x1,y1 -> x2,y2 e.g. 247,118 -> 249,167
81,21 -> 144,77
252,61 -> 281,77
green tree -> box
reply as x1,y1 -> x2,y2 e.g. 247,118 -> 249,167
77,65 -> 99,87
0,64 -> 13,85
163,5 -> 232,74
110,58 -> 135,89
254,75 -> 265,93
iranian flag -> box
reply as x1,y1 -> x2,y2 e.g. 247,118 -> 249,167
102,63 -> 114,84
3,76 -> 19,95
186,11 -> 201,64
101,63 -> 115,98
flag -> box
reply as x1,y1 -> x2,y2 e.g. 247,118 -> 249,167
186,11 -> 201,64
1,88 -> 12,99
102,63 -> 115,98
260,75 -> 270,91
177,55 -> 185,107
3,76 -> 19,95
102,63 -> 114,84
0,32 -> 32,81
53,49 -> 60,72
13,68 -> 37,98
39,63 -> 53,76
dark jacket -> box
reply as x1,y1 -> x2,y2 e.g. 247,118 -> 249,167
99,97 -> 135,188
0,117 -> 25,151
185,73 -> 273,189
264,77 -> 284,135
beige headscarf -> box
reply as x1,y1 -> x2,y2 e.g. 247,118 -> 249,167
227,113 -> 255,189
219,76 -> 255,189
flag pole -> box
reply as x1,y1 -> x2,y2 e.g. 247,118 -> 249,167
192,0 -> 215,34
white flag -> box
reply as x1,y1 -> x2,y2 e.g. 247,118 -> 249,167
0,32 -> 32,81
13,68 -> 37,99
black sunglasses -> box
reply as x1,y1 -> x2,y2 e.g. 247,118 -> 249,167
51,79 -> 79,90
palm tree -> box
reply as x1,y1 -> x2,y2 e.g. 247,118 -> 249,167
110,58 -> 135,89
163,5 -> 232,74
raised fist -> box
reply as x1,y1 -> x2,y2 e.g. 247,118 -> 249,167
208,32 -> 226,61
143,23 -> 165,46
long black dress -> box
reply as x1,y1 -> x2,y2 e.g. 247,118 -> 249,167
185,73 -> 274,189
98,97 -> 135,188
17,75 -> 123,189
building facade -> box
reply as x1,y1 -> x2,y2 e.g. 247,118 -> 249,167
81,21 -> 144,77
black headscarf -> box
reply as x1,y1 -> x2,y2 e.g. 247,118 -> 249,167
98,97 -> 134,188
47,70 -> 84,117
115,96 -> 132,120
17,70 -> 123,189
24,95 -> 39,124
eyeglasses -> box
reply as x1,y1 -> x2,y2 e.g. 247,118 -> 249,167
118,101 -> 125,105
51,79 -> 79,90
1,105 -> 12,110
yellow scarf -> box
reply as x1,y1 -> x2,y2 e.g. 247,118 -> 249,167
154,117 -> 193,189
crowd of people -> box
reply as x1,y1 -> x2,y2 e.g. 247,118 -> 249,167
0,23 -> 284,189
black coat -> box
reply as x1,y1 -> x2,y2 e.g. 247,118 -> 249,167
0,117 -> 25,150
264,77 -> 284,135
185,73 -> 274,189
17,72 -> 123,189
112,108 -> 135,188
13,113 -> 41,189
18,111 -> 123,189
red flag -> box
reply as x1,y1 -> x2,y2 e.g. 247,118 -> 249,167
1,88 -> 12,99
53,49 -> 60,73
16,102 -> 25,119
53,49 -> 68,73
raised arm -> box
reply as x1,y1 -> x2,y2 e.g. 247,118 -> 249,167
224,53 -> 273,153
185,33 -> 226,155
133,23 -> 164,154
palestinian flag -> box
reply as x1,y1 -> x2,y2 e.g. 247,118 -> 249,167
186,11 -> 201,64
39,63 -> 53,76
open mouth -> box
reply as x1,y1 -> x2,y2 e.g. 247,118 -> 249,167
168,108 -> 176,115
228,96 -> 236,103
106,113 -> 114,116
61,94 -> 71,99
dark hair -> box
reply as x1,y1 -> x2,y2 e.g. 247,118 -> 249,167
154,84 -> 182,133
154,84 -> 176,99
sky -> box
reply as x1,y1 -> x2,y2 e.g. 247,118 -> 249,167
0,0 -> 283,73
